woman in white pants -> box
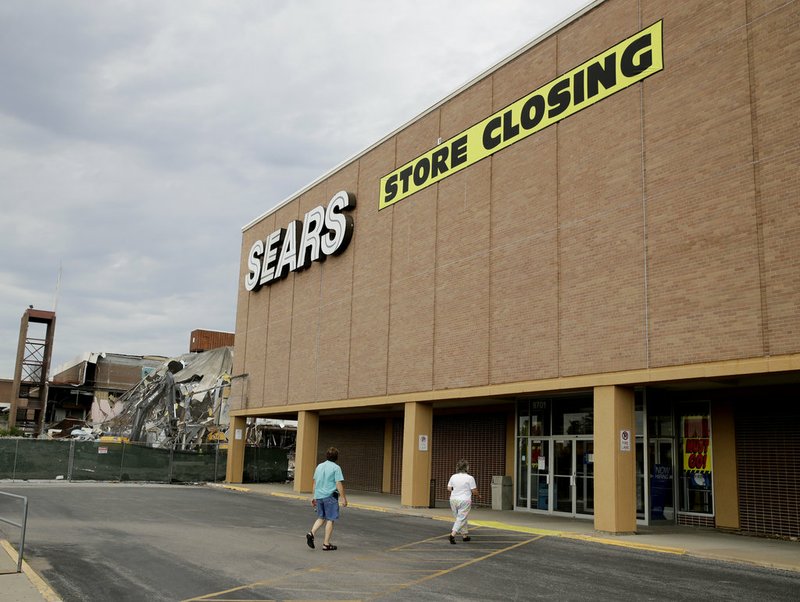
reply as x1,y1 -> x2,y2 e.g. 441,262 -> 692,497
447,459 -> 479,544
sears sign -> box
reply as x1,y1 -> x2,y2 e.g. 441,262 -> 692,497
244,191 -> 355,291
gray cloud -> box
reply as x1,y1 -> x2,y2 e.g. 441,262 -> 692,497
0,0 -> 590,376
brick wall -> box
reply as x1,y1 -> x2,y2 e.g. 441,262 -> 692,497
232,0 -> 800,410
189,330 -> 234,352
318,419 -> 385,493
387,413 -> 506,503
736,400 -> 800,538
431,413 -> 507,506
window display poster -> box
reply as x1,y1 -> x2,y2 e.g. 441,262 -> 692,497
682,415 -> 712,473
650,464 -> 671,519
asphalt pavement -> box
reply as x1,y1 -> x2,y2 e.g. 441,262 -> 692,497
237,481 -> 800,574
0,482 -> 800,602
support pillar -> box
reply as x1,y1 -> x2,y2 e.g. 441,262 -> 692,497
294,410 -> 319,494
712,400 -> 739,529
401,402 -> 433,507
593,385 -> 636,534
225,415 -> 247,484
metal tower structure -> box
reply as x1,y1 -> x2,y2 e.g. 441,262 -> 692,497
9,307 -> 57,435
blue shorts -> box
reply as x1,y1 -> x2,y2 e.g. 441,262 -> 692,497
315,495 -> 340,521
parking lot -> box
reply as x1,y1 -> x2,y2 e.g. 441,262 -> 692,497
2,482 -> 800,601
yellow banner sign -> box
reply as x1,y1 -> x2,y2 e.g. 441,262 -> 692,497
379,21 -> 663,210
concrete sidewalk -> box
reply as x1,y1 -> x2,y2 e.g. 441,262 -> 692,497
0,539 -> 61,602
224,481 -> 800,574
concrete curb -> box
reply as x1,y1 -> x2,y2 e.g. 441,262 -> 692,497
561,533 -> 686,555
1,539 -> 62,602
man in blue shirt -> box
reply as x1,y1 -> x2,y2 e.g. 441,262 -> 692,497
306,447 -> 348,551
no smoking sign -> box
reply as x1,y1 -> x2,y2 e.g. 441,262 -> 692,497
620,429 -> 631,452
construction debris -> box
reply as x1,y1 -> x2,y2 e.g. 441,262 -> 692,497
42,346 -> 297,456
102,347 -> 233,450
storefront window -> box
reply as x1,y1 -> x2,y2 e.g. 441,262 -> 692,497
552,397 -> 593,435
518,400 -> 530,437
530,399 -> 549,436
678,404 -> 713,515
647,398 -> 674,437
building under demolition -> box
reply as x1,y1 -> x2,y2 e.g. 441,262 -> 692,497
103,346 -> 233,449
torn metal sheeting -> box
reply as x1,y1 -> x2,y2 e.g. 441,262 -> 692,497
102,347 -> 233,450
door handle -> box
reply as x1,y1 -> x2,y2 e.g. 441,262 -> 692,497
570,475 -> 575,486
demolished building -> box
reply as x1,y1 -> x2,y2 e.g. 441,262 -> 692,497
48,352 -> 169,426
102,346 -> 233,449
99,347 -> 297,453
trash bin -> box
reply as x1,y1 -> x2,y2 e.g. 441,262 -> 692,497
491,476 -> 513,510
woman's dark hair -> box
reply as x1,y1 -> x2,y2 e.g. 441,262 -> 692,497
456,459 -> 469,473
326,447 -> 339,462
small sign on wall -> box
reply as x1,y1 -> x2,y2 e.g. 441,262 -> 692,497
620,429 -> 631,452
418,435 -> 428,452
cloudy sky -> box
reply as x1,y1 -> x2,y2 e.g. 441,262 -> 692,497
0,0 -> 591,378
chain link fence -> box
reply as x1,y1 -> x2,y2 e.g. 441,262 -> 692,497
0,438 -> 288,484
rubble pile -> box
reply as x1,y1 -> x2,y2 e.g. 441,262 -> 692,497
103,347 -> 232,449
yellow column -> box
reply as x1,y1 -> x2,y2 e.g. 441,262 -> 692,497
294,410 -> 319,494
593,385 -> 637,534
401,402 -> 433,507
225,415 -> 247,484
382,418 -> 393,493
711,401 -> 739,529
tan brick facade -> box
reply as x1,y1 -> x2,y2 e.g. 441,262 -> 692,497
228,0 -> 800,536
233,0 -> 799,408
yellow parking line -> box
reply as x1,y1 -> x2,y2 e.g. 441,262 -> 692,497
367,535 -> 544,601
180,567 -> 309,601
390,533 -> 451,550
187,526 -> 541,601
389,526 -> 530,551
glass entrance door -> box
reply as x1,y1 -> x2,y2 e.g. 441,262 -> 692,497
518,437 -> 593,516
531,440 -> 548,511
553,440 -> 573,513
575,440 -> 594,516
516,396 -> 594,515
551,438 -> 594,516
517,438 -> 549,510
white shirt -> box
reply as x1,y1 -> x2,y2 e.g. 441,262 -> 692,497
448,472 -> 477,501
